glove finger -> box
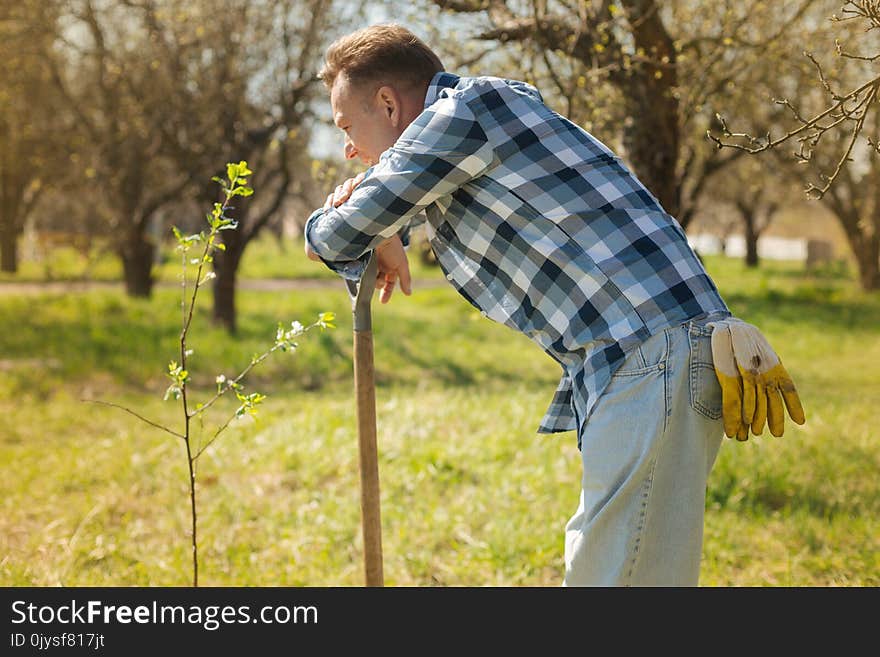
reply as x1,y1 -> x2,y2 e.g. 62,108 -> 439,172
766,384 -> 785,437
723,415 -> 741,439
779,376 -> 806,427
716,371 -> 743,438
738,367 -> 757,425
736,421 -> 749,442
767,362 -> 806,426
751,380 -> 768,435
782,386 -> 806,426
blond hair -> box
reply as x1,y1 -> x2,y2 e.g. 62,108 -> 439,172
319,24 -> 444,91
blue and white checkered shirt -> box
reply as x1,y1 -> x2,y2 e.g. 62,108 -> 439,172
306,72 -> 730,440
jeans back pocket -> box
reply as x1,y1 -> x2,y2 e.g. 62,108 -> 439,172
688,322 -> 723,420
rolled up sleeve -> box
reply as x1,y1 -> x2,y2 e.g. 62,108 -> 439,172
305,97 -> 494,278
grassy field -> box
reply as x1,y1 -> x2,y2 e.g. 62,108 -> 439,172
0,231 -> 443,284
0,238 -> 877,587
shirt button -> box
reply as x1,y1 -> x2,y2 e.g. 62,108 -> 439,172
480,311 -> 488,317
446,273 -> 453,280
657,362 -> 665,370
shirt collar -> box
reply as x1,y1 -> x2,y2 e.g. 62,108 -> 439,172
424,72 -> 461,109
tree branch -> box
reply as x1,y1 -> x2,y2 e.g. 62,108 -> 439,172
83,399 -> 185,439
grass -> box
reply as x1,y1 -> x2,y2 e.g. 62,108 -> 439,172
0,244 -> 877,586
0,231 -> 445,284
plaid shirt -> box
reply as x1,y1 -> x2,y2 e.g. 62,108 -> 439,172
306,72 -> 729,440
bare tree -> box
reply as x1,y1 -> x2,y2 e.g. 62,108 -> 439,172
206,0 -> 335,334
47,0 -> 194,296
43,0 -> 347,315
426,0 -> 816,227
709,1 -> 880,288
0,0 -> 66,273
710,1 -> 880,200
122,0 -> 341,332
820,138 -> 880,289
728,168 -> 783,269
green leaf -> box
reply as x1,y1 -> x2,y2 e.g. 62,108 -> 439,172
318,311 -> 336,329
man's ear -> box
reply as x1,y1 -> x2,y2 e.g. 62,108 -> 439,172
375,85 -> 402,127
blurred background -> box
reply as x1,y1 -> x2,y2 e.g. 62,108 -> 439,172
3,0 -> 878,308
1,1 -> 877,586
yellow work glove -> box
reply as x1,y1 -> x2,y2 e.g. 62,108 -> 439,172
706,317 -> 806,440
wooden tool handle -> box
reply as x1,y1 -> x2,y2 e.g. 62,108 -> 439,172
353,329 -> 383,586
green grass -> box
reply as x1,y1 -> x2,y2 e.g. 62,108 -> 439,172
0,249 -> 877,586
0,232 -> 446,284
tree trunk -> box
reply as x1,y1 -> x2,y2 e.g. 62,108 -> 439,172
120,231 -> 155,297
852,235 -> 880,291
0,193 -> 23,273
743,214 -> 759,268
0,226 -> 18,273
618,0 -> 680,217
622,77 -> 680,217
826,195 -> 880,292
212,228 -> 245,334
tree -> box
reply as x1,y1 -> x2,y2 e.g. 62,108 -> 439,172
820,142 -> 880,289
48,0 -> 193,296
710,156 -> 792,267
425,0 -> 817,227
709,1 -> 880,289
44,0 -> 347,311
122,0 -> 341,332
203,0 -> 335,333
0,0 -> 65,273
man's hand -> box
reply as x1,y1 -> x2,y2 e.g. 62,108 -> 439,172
304,172 -> 368,262
375,234 -> 412,304
706,317 -> 806,440
305,170 -> 412,303
325,171 -> 366,211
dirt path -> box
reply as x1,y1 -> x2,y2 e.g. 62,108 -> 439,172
0,277 -> 446,295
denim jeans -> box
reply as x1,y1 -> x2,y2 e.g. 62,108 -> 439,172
563,318 -> 724,586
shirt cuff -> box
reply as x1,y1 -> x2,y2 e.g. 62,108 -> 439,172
304,208 -> 371,281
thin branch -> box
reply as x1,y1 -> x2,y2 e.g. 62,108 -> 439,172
82,399 -> 185,439
433,0 -> 492,12
836,37 -> 880,60
708,72 -> 880,197
193,415 -> 236,461
804,86 -> 875,198
189,347 -> 277,420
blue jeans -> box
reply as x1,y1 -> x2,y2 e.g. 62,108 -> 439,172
563,318 -> 724,586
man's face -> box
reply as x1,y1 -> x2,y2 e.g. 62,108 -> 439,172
330,74 -> 403,167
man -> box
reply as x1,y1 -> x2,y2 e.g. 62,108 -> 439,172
304,24 -> 805,586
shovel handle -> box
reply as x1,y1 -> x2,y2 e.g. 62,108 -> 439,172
348,253 -> 383,586
353,328 -> 383,586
